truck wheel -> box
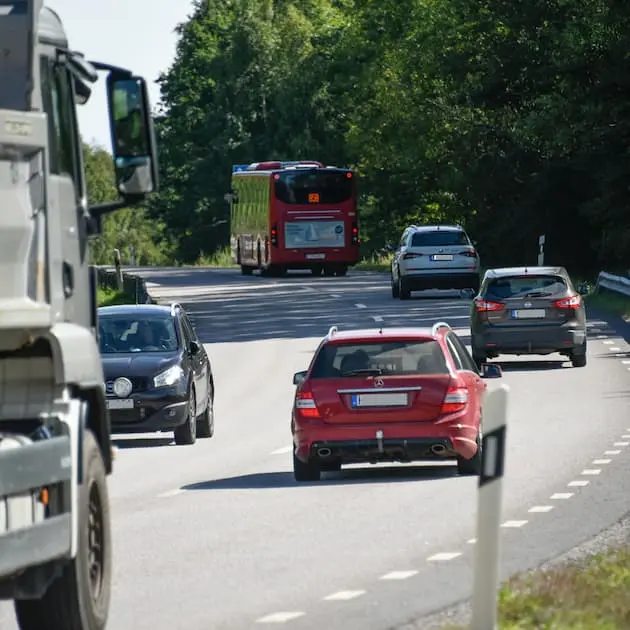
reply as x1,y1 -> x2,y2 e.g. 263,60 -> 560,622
14,430 -> 111,630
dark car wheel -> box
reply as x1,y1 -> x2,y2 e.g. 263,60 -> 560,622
174,387 -> 197,445
570,340 -> 587,367
457,432 -> 482,476
293,452 -> 321,482
197,387 -> 214,438
391,274 -> 400,298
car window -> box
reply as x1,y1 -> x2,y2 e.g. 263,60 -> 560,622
411,230 -> 469,247
310,340 -> 449,378
98,315 -> 179,353
445,337 -> 464,370
447,332 -> 478,373
181,315 -> 197,346
486,275 -> 567,299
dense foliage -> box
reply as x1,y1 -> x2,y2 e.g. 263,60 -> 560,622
97,0 -> 630,275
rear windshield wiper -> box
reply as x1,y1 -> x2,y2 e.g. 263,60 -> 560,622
341,368 -> 383,376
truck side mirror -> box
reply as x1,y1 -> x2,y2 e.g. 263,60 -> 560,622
107,75 -> 159,200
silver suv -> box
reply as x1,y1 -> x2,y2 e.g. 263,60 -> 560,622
391,225 -> 481,299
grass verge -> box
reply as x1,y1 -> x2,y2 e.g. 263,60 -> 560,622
442,545 -> 630,629
97,286 -> 134,307
584,288 -> 630,320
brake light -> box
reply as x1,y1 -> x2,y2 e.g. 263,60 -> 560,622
553,295 -> 582,309
459,250 -> 477,258
271,224 -> 278,247
402,252 -> 422,259
295,391 -> 320,418
441,386 -> 468,414
351,222 -> 359,245
474,298 -> 504,311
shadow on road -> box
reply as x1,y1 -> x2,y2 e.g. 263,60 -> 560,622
494,359 -> 568,372
181,464 -> 458,491
112,436 -> 173,449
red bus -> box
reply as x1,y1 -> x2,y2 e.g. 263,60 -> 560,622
228,160 -> 359,277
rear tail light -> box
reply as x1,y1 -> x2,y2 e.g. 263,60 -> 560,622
474,297 -> 504,311
459,249 -> 477,258
351,222 -> 359,245
271,224 -> 278,247
295,391 -> 320,418
441,386 -> 468,414
553,295 -> 582,309
402,252 -> 422,259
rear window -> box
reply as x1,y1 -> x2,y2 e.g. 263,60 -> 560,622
274,170 -> 353,204
310,340 -> 449,378
486,275 -> 568,300
410,230 -> 470,247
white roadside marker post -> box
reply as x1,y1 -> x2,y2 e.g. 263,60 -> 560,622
469,384 -> 510,630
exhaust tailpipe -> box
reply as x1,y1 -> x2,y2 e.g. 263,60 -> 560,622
317,447 -> 332,458
431,444 -> 447,455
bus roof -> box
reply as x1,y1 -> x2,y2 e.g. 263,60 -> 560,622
232,161 -> 350,174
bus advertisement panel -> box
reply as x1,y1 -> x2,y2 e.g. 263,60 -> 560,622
229,161 -> 359,277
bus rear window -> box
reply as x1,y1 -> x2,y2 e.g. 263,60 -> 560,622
274,170 -> 353,204
310,340 -> 449,377
486,275 -> 568,299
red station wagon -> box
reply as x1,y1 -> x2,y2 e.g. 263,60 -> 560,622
291,323 -> 502,482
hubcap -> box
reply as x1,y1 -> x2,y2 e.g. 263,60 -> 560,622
87,482 -> 104,599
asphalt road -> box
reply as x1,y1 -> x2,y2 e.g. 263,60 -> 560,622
2,267 -> 629,630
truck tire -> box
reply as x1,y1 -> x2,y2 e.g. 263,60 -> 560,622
14,430 -> 111,630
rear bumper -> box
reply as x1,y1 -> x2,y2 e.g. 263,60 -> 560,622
401,271 -> 479,290
472,324 -> 586,355
293,417 -> 479,463
272,248 -> 359,268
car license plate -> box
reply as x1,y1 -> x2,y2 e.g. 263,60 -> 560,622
351,393 -> 408,408
306,253 -> 325,260
431,254 -> 453,261
106,399 -> 134,409
511,309 -> 546,319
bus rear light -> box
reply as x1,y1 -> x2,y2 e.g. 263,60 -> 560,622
351,223 -> 359,245
271,224 -> 278,247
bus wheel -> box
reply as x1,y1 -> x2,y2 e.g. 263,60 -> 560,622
323,266 -> 335,277
335,265 -> 348,277
241,265 -> 253,275
311,265 -> 323,276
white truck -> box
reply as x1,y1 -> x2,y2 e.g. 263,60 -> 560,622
0,2 -> 160,628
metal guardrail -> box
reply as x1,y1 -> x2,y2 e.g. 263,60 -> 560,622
595,271 -> 630,298
90,265 -> 154,304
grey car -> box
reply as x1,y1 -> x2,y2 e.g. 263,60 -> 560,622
469,266 -> 588,368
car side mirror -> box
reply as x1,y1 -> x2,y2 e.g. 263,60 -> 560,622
107,74 -> 159,200
293,370 -> 307,386
480,363 -> 502,378
189,340 -> 200,355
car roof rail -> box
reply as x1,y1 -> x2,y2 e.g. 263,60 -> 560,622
170,302 -> 183,316
431,321 -> 452,336
327,325 -> 338,339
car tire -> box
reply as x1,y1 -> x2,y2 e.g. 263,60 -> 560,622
174,387 -> 197,445
335,265 -> 348,277
241,265 -> 253,275
391,275 -> 400,298
570,342 -> 587,368
293,451 -> 321,482
457,432 -> 482,476
14,430 -> 112,630
196,387 -> 214,439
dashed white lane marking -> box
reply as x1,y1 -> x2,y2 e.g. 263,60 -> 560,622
609,347 -> 621,351
501,520 -> 528,528
581,469 -> 601,475
380,570 -> 418,581
331,294 -> 341,298
271,446 -> 292,455
323,590 -> 365,601
551,492 -> 574,500
593,459 -> 612,465
614,442 -> 629,447
371,315 -> 384,322
622,360 -> 630,365
466,538 -> 477,544
355,303 -> 367,309
590,328 -> 602,332
256,612 -> 305,623
529,505 -> 554,513
158,488 -> 185,498
602,340 -> 614,344
596,335 -> 608,339
605,450 -> 621,455
621,435 -> 630,439
427,552 -> 462,562
568,480 -> 589,487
